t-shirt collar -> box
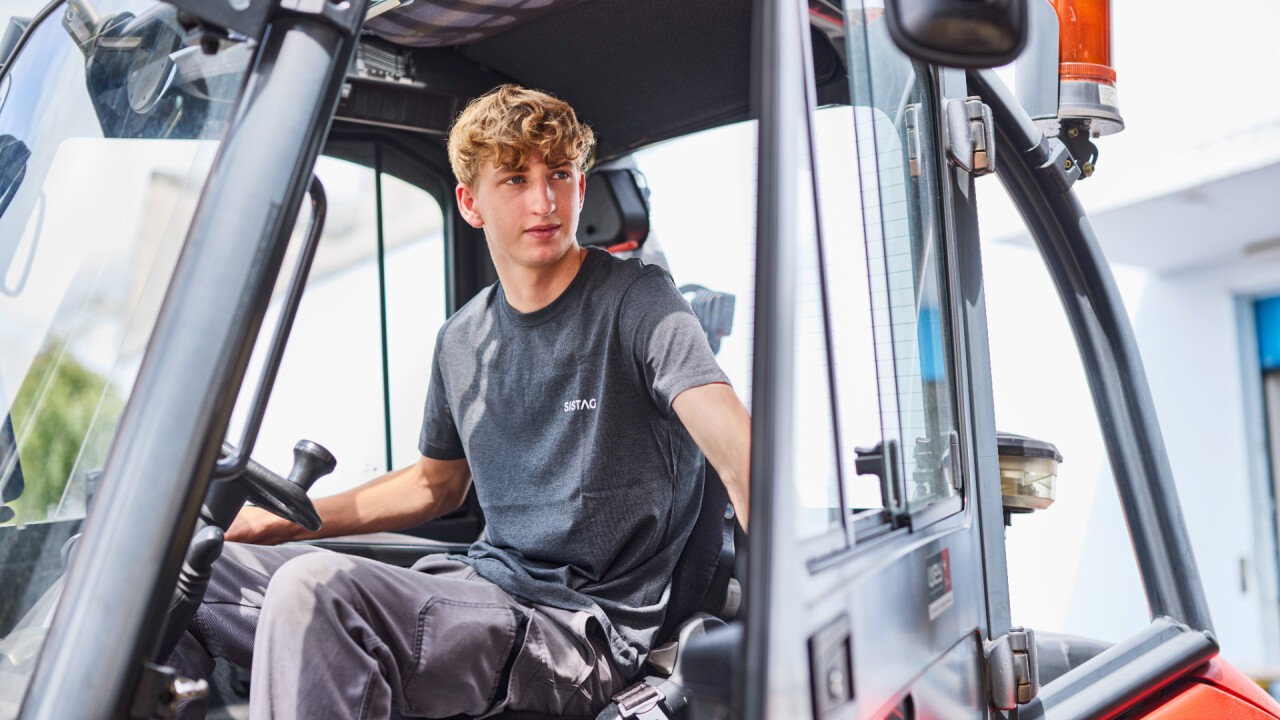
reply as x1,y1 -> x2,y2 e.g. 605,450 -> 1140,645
498,246 -> 604,327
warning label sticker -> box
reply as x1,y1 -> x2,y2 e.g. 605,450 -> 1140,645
926,547 -> 954,620
1098,83 -> 1119,109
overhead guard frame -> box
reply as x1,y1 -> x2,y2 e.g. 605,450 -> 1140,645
971,68 -> 1217,719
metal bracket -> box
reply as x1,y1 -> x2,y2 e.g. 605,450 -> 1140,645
1031,136 -> 1082,193
945,96 -> 996,176
986,627 -> 1040,710
612,681 -> 669,720
129,662 -> 209,719
161,0 -> 364,44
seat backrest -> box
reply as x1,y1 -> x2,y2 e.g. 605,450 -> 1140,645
657,462 -> 732,643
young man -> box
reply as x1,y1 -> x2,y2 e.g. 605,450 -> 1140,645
173,84 -> 750,719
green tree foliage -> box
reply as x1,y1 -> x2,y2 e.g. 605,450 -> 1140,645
3,346 -> 122,526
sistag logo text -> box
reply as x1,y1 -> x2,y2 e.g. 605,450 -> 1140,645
564,398 -> 598,412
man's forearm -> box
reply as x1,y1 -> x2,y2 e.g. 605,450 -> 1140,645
305,464 -> 464,539
227,457 -> 471,545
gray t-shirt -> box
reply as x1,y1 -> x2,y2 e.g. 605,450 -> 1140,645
418,247 -> 729,677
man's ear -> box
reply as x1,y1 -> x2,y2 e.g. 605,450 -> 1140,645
577,170 -> 586,209
456,183 -> 484,229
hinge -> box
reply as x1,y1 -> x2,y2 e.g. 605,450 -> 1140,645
904,103 -> 922,178
129,662 -> 209,719
986,627 -> 1039,710
945,97 -> 996,176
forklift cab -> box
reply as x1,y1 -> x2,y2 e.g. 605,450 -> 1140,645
0,0 -> 1276,718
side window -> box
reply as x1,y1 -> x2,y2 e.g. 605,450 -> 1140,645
813,103 -> 883,514
844,0 -> 962,519
227,153 -> 445,496
635,120 -> 847,549
636,35 -> 882,554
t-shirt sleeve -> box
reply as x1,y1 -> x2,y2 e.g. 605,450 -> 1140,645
418,328 -> 466,460
619,268 -> 731,413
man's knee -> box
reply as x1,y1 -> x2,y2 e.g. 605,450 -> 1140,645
262,552 -> 358,613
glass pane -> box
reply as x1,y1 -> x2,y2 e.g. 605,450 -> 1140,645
814,105 -> 882,513
792,115 -> 844,541
228,157 -> 448,495
844,0 -> 961,514
0,1 -> 250,712
634,124 -> 756,410
228,156 -> 386,495
382,172 -> 446,469
635,116 -> 845,544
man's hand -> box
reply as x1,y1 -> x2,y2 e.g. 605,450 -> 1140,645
224,455 -> 472,545
673,383 -> 751,530
226,505 -> 298,545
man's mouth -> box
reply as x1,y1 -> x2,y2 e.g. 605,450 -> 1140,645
525,224 -> 561,240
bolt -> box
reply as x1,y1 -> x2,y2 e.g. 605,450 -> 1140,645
1067,127 -> 1079,138
1064,158 -> 1074,170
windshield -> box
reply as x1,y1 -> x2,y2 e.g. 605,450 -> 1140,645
0,1 -> 251,712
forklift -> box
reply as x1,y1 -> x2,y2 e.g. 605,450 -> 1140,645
0,0 -> 1276,717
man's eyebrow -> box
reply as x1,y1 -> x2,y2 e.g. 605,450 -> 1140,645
494,161 -> 571,174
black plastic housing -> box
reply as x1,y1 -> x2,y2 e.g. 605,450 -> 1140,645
884,0 -> 1027,69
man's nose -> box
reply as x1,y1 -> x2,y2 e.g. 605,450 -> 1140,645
529,178 -> 556,215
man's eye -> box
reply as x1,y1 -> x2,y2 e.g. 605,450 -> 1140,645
552,171 -> 570,180
505,176 -> 525,185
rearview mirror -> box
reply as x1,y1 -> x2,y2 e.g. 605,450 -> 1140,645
884,0 -> 1027,69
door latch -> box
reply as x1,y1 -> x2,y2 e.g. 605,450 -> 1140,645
945,97 -> 996,176
986,626 -> 1039,710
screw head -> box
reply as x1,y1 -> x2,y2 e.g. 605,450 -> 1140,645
1064,158 -> 1074,170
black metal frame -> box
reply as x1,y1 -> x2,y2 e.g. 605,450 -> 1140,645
741,0 -> 803,715
934,61 -> 1014,640
972,67 -> 1218,718
17,1 -> 368,716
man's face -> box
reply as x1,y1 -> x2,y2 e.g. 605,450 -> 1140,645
456,155 -> 586,270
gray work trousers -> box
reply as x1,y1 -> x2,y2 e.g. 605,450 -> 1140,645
169,543 -> 624,719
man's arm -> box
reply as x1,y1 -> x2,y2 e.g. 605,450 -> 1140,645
226,455 -> 472,545
672,383 -> 751,530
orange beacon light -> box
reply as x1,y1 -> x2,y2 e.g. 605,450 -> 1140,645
1049,0 -> 1123,138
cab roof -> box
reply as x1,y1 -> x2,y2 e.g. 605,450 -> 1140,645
351,0 -> 756,161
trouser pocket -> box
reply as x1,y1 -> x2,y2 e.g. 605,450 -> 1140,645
506,608 -> 616,717
403,598 -> 523,717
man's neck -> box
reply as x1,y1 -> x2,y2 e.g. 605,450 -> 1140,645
495,244 -> 588,314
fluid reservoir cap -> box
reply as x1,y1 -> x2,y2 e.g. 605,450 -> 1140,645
997,432 -> 1063,512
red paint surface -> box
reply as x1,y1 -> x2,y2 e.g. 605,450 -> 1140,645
1122,658 -> 1280,719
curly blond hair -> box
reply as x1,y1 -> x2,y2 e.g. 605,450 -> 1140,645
447,84 -> 595,187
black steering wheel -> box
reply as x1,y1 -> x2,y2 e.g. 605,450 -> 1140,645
218,440 -> 335,532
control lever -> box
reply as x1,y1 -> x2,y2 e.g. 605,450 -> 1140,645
156,441 -> 334,665
222,440 -> 335,532
155,525 -> 224,663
